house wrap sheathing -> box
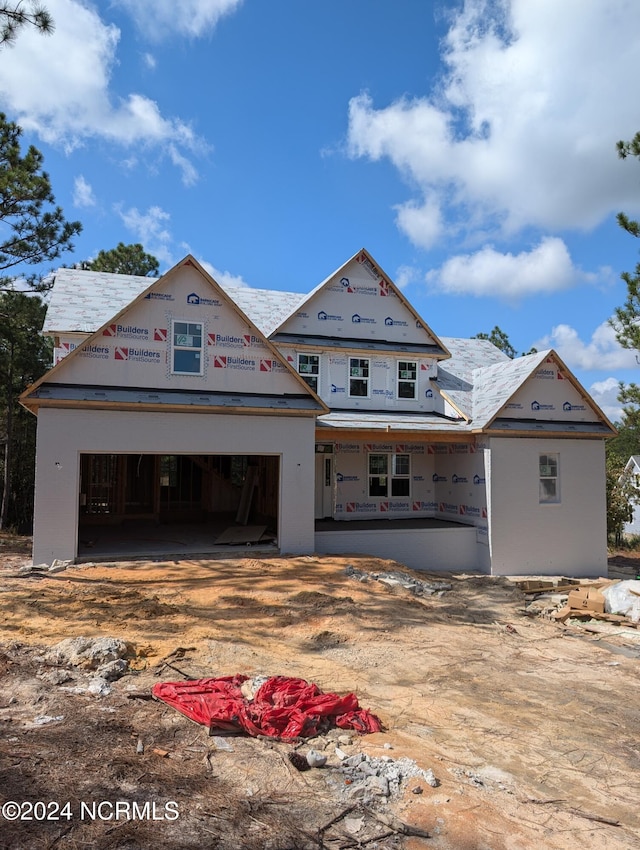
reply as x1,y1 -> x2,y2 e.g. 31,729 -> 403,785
21,251 -> 615,576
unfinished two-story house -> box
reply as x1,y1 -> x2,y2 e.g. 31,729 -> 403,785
20,250 -> 615,576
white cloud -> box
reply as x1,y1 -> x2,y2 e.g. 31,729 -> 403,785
426,237 -> 578,297
113,0 -> 243,41
0,0 -> 205,184
73,175 -> 96,208
588,377 -> 624,423
142,52 -> 156,70
347,0 -> 640,246
201,262 -> 250,289
117,205 -> 174,267
533,320 -> 638,371
393,264 -> 420,291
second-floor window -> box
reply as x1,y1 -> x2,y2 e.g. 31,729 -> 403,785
349,357 -> 369,397
397,360 -> 417,399
298,354 -> 320,392
172,320 -> 203,375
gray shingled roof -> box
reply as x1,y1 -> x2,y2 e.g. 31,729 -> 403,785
470,351 -> 548,425
43,268 -> 158,334
318,410 -> 472,433
40,267 -> 611,435
42,268 -> 306,338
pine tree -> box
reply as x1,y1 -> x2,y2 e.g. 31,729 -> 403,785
87,242 -> 159,277
0,292 -> 50,530
0,112 -> 81,293
0,2 -> 53,47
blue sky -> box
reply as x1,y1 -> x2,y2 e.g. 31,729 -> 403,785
1,0 -> 639,420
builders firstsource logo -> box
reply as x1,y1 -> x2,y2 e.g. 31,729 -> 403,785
212,356 -> 256,371
113,347 -> 161,363
103,324 -> 149,340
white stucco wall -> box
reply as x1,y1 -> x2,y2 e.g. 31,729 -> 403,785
32,408 -> 316,564
486,437 -> 607,577
314,526 -> 480,573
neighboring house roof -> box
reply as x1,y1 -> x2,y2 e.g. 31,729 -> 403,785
624,456 -> 640,474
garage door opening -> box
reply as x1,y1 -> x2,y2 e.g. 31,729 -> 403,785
77,453 -> 279,560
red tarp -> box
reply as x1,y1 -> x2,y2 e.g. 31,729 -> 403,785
152,675 -> 382,740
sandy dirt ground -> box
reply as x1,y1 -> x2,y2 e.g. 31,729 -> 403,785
1,535 -> 639,849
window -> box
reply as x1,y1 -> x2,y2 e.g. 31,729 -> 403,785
172,320 -> 203,375
298,353 -> 320,392
349,357 -> 369,397
368,453 -> 410,498
397,360 -> 417,399
539,454 -> 559,503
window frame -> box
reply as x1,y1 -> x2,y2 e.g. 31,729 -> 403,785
539,453 -> 560,504
368,452 -> 411,498
171,319 -> 204,376
397,360 -> 417,400
349,356 -> 370,398
297,353 -> 320,392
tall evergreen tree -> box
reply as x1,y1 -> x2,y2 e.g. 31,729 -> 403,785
0,292 -> 50,530
472,325 -> 537,359
0,2 -> 53,47
0,112 -> 81,293
610,132 -> 640,450
87,242 -> 159,277
0,113 -> 80,530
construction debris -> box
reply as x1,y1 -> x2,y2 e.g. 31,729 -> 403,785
345,563 -> 452,596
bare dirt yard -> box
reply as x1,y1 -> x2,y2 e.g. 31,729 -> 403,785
1,535 -> 639,849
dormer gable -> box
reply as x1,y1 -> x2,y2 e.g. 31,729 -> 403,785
478,351 -> 616,436
270,248 -> 449,358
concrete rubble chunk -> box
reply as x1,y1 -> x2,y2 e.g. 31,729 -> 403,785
345,564 -> 451,597
306,748 -> 327,768
44,636 -> 132,671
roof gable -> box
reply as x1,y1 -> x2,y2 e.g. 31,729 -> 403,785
22,256 -> 327,414
474,351 -> 616,434
271,248 -> 449,356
